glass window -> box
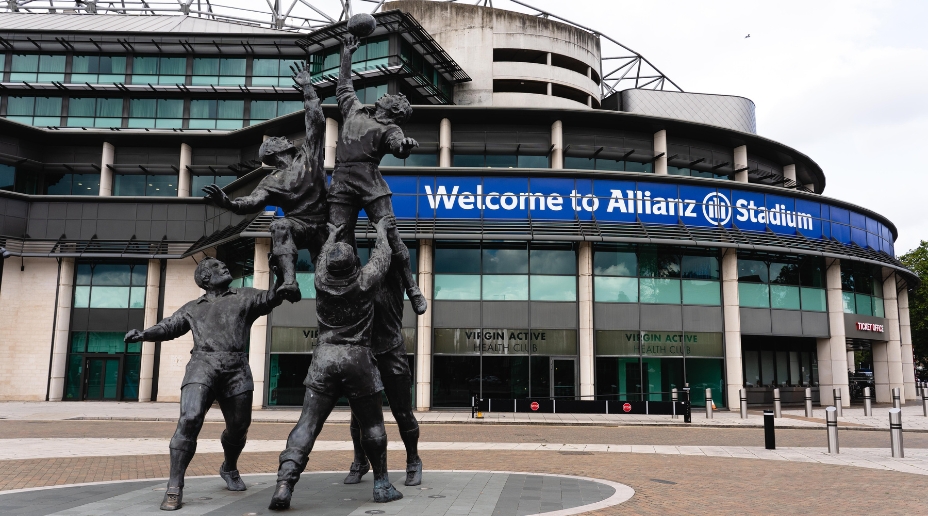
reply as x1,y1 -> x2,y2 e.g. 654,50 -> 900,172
192,174 -> 238,196
769,262 -> 799,285
530,276 -> 576,301
594,276 -> 638,303
739,283 -> 770,308
191,57 -> 245,86
71,55 -> 127,83
638,246 -> 680,278
0,164 -> 14,191
681,255 -> 719,280
738,259 -> 768,283
252,58 -> 300,87
11,54 -> 65,82
800,288 -> 826,312
593,247 -> 636,276
6,96 -> 63,126
682,280 -> 720,305
67,98 -> 123,128
482,245 -> 528,274
189,99 -> 244,130
530,248 -> 575,275
128,98 -> 182,129
73,262 -> 147,309
744,350 -> 759,387
639,278 -> 681,304
131,56 -> 186,85
114,174 -> 178,196
842,291 -> 855,313
435,245 -> 480,273
770,285 -> 800,310
434,274 -> 480,300
482,275 -> 528,300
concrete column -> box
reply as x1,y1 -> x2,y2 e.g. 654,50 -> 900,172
99,142 -> 115,196
138,259 -> 161,402
847,351 -> 855,372
783,164 -> 796,186
415,239 -> 433,411
550,120 -> 563,170
734,145 -> 748,183
653,130 -> 667,175
249,238 -> 271,409
177,143 -> 193,198
899,287 -> 916,399
47,258 -> 75,402
872,341 -> 890,403
721,248 -> 743,408
546,82 -> 552,96
324,118 -> 339,169
439,118 -> 451,168
578,241 -> 594,399
816,258 -> 850,406
880,273 -> 904,403
546,52 -> 552,66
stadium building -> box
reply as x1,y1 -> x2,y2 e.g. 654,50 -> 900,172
0,0 -> 918,411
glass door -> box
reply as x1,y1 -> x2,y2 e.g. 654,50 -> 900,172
551,358 -> 576,399
84,357 -> 121,400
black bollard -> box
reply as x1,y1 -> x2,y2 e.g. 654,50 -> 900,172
763,410 -> 775,450
683,388 -> 692,424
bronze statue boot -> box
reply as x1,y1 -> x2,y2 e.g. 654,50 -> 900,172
405,458 -> 422,486
268,480 -> 293,511
343,461 -> 370,484
160,486 -> 183,511
372,478 -> 404,503
406,286 -> 428,315
219,462 -> 247,491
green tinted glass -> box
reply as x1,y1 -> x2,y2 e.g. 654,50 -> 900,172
434,274 -> 480,300
800,288 -> 826,312
482,275 -> 528,300
682,280 -> 720,305
530,275 -> 576,301
593,276 -> 637,303
770,285 -> 800,310
738,283 -> 769,308
639,278 -> 680,304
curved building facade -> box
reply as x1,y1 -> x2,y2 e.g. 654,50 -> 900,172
0,2 -> 917,411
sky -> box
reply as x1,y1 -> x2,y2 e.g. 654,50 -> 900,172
218,0 -> 928,255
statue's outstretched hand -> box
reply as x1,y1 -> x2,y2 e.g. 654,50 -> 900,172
124,329 -> 144,343
400,137 -> 419,152
291,60 -> 314,89
374,216 -> 394,239
341,34 -> 361,55
202,184 -> 232,209
327,222 -> 345,243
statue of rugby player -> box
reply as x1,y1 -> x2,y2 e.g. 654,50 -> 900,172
327,34 -> 427,316
203,62 -> 327,302
125,258 -> 286,511
269,218 -> 403,510
343,253 -> 422,486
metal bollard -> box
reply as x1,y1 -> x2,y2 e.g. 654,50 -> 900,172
889,408 -> 904,458
773,388 -> 781,418
833,388 -> 843,417
826,406 -> 839,454
705,388 -> 713,419
863,387 -> 873,416
804,387 -> 813,417
763,410 -> 775,449
892,387 -> 901,409
683,388 -> 692,424
740,387 -> 748,419
922,387 -> 928,417
671,388 -> 678,419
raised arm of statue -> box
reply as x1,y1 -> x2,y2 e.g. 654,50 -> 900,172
358,217 -> 392,293
125,310 -> 191,344
336,35 -> 362,118
293,61 -> 325,176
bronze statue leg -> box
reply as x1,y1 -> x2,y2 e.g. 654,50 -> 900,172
217,391 -> 252,491
365,196 -> 427,315
348,393 -> 404,503
169,383 -> 215,488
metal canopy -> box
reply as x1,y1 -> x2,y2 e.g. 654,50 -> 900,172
0,1 -> 676,97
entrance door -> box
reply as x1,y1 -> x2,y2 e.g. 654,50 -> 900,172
551,358 -> 576,399
84,357 -> 121,400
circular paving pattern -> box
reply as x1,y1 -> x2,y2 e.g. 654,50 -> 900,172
0,471 -> 634,515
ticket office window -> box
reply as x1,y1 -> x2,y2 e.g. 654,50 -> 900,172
593,244 -> 721,305
737,253 -> 826,311
595,330 -> 725,407
841,262 -> 884,317
432,328 -> 579,407
433,241 -> 577,302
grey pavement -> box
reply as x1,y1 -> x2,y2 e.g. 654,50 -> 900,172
5,401 -> 928,430
0,472 -> 632,516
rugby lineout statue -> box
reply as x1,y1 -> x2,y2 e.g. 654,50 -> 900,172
125,259 -> 287,511
269,12 -> 424,509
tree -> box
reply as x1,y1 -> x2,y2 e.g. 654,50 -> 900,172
899,241 -> 928,373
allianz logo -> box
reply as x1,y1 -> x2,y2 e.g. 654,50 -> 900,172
425,185 -> 814,229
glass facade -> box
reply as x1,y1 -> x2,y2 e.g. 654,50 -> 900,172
737,253 -> 826,311
6,96 -> 62,126
131,56 -> 186,85
72,55 -> 126,83
113,173 -> 178,197
189,99 -> 245,130
742,337 -> 818,388
432,329 -> 578,407
65,262 -> 148,401
66,98 -> 123,128
841,262 -> 885,317
249,100 -> 303,124
434,241 -> 577,301
192,57 -> 246,86
10,54 -> 65,82
593,244 -> 721,305
565,157 -> 653,173
128,98 -> 184,129
595,330 -> 724,407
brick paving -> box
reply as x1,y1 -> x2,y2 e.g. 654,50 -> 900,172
1,451 -> 926,514
3,420 -> 928,448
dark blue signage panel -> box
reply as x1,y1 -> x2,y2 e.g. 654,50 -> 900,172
351,175 -> 894,256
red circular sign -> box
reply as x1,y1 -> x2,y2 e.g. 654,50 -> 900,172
530,401 -> 540,411
622,403 -> 632,413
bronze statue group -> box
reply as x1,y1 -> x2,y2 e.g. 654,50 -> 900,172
124,30 -> 426,511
